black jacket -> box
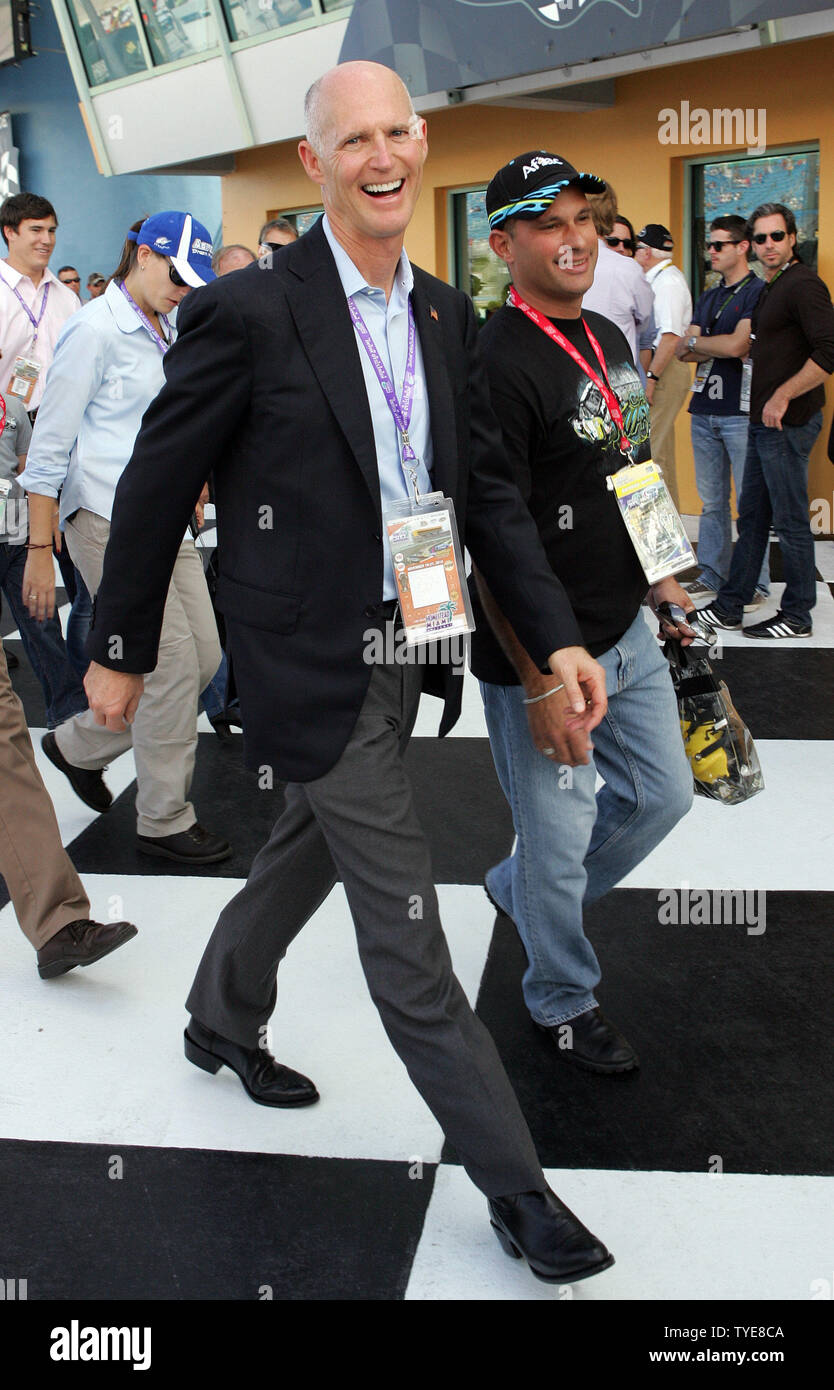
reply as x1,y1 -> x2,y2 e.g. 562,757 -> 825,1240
86,220 -> 581,780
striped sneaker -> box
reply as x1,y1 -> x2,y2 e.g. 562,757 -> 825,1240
696,603 -> 742,631
743,610 -> 812,639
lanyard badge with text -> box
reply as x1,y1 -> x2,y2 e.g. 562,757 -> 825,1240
3,278 -> 50,405
508,287 -> 695,584
350,295 -> 474,647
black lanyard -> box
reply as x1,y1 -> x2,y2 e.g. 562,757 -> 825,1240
706,272 -> 754,333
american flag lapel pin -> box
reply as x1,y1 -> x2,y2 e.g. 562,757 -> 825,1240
430,305 -> 439,322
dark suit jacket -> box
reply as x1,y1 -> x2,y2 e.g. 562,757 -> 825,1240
87,219 -> 581,781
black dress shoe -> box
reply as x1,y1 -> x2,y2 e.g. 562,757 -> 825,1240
136,823 -> 232,864
42,732 -> 112,813
184,1018 -> 319,1107
488,1188 -> 614,1285
536,1006 -> 639,1074
209,710 -> 243,740
37,919 -> 137,979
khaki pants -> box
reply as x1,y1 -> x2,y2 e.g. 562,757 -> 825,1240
650,357 -> 692,510
56,510 -> 221,839
0,644 -> 90,949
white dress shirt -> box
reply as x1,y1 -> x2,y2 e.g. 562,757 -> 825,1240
322,215 -> 433,599
582,239 -> 655,362
19,280 -> 173,524
645,258 -> 693,344
0,261 -> 80,410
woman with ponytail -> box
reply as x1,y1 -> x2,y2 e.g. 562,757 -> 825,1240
19,212 -> 232,865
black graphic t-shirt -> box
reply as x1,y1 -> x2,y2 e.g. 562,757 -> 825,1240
471,304 -> 650,684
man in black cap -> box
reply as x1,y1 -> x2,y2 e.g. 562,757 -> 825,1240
472,152 -> 695,1075
635,224 -> 693,508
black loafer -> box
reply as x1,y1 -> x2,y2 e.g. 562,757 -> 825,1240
136,823 -> 232,864
184,1018 -> 319,1107
488,1188 -> 614,1285
536,1006 -> 639,1074
37,919 -> 137,979
42,732 -> 112,813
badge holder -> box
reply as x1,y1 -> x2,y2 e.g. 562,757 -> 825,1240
607,459 -> 696,584
384,491 -> 475,647
739,357 -> 752,415
0,478 -> 11,533
8,356 -> 41,406
690,357 -> 714,393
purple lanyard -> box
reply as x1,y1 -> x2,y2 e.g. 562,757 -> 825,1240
118,282 -> 171,354
4,277 -> 50,345
348,293 -> 420,496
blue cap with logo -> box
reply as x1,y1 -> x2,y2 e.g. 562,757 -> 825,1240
128,211 -> 215,287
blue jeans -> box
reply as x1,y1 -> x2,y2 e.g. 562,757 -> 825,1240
718,412 -> 822,625
65,566 -> 92,682
199,650 -> 231,721
690,413 -> 770,595
0,542 -> 88,729
480,609 -> 692,1024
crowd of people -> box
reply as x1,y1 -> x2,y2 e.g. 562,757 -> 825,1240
1,58 -> 833,1288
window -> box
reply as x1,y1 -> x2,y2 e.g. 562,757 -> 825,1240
66,0 -> 147,85
137,0 -> 220,67
690,146 -> 819,297
449,188 -> 509,324
220,0 -> 313,43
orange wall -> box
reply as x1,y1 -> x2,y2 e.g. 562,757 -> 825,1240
222,35 -> 834,512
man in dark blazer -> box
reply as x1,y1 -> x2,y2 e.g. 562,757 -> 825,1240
82,60 -> 613,1286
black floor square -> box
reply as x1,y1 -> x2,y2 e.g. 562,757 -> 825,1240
0,1140 -> 436,1300
464,888 -> 834,1176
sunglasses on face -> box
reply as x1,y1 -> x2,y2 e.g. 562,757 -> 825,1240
62,276 -> 81,284
706,240 -> 740,252
606,235 -> 634,251
168,262 -> 188,287
752,230 -> 788,244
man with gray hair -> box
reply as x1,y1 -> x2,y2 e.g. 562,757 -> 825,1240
212,244 -> 256,276
257,217 -> 298,255
80,59 -> 614,1287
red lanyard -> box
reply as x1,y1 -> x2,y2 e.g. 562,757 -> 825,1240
508,286 -> 633,455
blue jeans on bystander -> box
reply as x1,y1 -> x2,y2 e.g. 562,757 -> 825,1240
0,541 -> 88,728
717,413 -> 821,625
690,413 -> 770,595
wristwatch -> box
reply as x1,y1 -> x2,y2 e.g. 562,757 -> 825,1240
687,335 -> 698,351
646,370 -> 660,381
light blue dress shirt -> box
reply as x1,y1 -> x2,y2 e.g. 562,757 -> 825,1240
19,280 -> 173,525
322,216 -> 433,598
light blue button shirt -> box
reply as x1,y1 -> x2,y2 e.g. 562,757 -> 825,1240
323,216 -> 433,598
19,280 -> 173,526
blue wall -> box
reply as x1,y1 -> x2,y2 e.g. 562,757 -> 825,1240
0,6 -> 221,285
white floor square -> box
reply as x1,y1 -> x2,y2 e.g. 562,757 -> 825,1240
620,739 -> 834,892
1,880 -> 493,1166
405,1164 -> 834,1301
